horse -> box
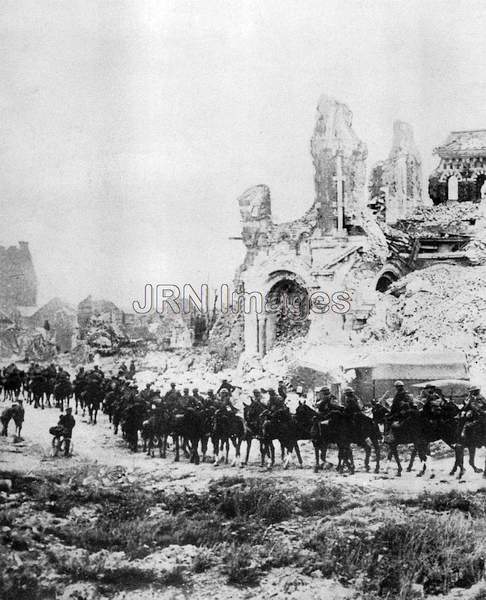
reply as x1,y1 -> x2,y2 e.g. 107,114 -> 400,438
211,408 -> 245,465
242,402 -> 267,466
1,403 -> 24,437
172,409 -> 204,465
141,407 -> 172,458
453,415 -> 486,479
54,379 -> 73,412
31,375 -> 50,409
260,411 -> 303,469
309,405 -> 382,474
3,369 -> 23,402
83,380 -> 103,424
375,403 -> 461,477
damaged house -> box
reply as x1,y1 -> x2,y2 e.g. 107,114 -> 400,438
234,95 -> 486,359
236,96 -> 383,356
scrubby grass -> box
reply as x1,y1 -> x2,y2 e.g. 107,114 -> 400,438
192,551 -> 213,573
402,489 -> 486,516
50,549 -> 186,587
222,544 -> 262,587
305,512 -> 486,597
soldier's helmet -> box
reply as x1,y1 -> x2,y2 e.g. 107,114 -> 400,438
394,380 -> 404,388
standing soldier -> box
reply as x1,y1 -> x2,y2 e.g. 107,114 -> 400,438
59,407 -> 75,456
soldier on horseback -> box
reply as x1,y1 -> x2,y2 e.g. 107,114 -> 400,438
422,384 -> 448,426
315,386 -> 339,417
217,388 -> 238,413
460,385 -> 486,437
389,381 -> 416,424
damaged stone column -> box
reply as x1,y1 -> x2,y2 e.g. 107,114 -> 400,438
382,120 -> 423,224
310,95 -> 368,235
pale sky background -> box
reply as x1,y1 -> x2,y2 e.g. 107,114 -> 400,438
1,0 -> 486,307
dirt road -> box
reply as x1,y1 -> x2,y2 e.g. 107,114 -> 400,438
2,401 -> 486,496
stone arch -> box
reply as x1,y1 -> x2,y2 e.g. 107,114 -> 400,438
261,271 -> 310,354
376,264 -> 402,293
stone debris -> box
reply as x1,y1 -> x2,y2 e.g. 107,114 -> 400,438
359,263 -> 486,382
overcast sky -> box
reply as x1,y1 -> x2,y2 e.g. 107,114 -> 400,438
1,0 -> 486,307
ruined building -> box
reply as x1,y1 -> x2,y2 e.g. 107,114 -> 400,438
235,95 -> 486,357
0,242 -> 37,309
236,96 -> 378,356
369,120 -> 423,225
429,130 -> 486,204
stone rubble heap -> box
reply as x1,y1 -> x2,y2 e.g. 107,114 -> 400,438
359,263 -> 486,381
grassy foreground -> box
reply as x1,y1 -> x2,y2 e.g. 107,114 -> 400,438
2,465 -> 486,599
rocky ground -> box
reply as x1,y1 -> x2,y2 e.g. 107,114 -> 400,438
3,401 -> 486,600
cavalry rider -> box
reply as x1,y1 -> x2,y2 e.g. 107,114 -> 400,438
421,384 -> 447,425
181,388 -> 200,411
389,380 -> 415,422
315,386 -> 339,417
277,380 -> 287,401
192,387 -> 205,407
140,382 -> 156,404
266,387 -> 290,422
203,389 -> 218,410
460,385 -> 486,434
342,387 -> 363,423
249,388 -> 266,412
58,407 -> 75,456
217,388 -> 238,413
164,383 -> 182,411
217,379 -> 236,396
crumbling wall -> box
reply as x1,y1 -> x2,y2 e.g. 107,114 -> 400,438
371,121 -> 423,225
0,242 -> 37,308
207,309 -> 244,371
310,95 -> 368,232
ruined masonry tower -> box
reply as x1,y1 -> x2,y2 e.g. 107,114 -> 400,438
236,95 -> 373,356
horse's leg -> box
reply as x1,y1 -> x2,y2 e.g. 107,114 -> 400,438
392,445 -> 402,476
270,440 -> 275,467
294,441 -> 303,467
259,440 -> 266,467
361,441 -> 371,472
372,437 -> 380,473
347,447 -> 355,474
407,447 -> 417,472
416,445 -> 427,477
174,436 -> 180,462
244,437 -> 252,466
94,408 -> 98,425
192,437 -> 200,465
313,442 -> 320,473
469,446 -> 482,473
224,439 -> 229,464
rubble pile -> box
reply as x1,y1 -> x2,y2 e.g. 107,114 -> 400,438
360,263 -> 486,379
84,316 -> 128,356
207,309 -> 244,371
392,201 -> 479,238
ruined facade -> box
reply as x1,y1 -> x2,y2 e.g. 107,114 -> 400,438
429,130 -> 486,204
234,97 -> 486,357
369,120 -> 423,225
0,242 -> 37,309
236,95 -> 376,356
